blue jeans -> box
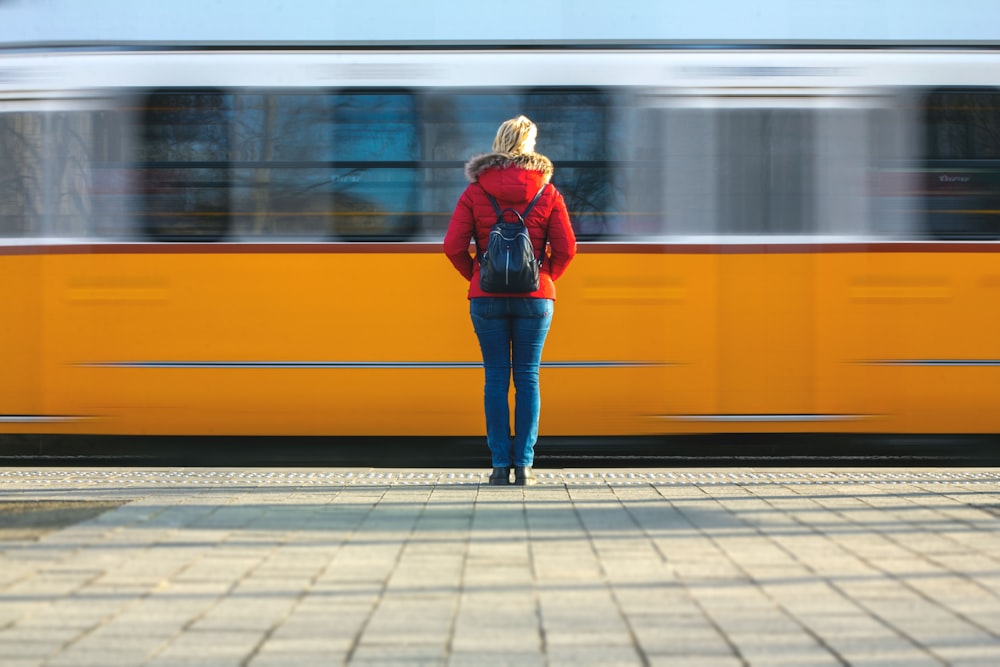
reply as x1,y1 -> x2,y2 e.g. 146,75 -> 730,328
470,297 -> 554,468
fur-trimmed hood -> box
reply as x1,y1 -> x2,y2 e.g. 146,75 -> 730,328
464,151 -> 554,183
464,151 -> 554,203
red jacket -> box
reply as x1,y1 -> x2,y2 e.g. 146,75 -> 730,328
444,151 -> 577,299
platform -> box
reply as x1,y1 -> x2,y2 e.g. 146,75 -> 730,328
1,467 -> 999,666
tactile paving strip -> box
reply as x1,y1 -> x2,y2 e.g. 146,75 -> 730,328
0,469 -> 999,488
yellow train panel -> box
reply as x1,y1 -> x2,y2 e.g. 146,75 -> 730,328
851,251 -> 1000,433
717,253 -> 814,416
3,244 -> 1000,438
0,255 -> 43,417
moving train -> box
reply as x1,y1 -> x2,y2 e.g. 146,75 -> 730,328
1,45 -> 999,448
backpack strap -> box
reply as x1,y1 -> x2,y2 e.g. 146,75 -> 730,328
522,184 -> 549,220
486,184 -> 548,223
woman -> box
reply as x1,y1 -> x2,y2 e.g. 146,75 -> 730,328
444,116 -> 577,486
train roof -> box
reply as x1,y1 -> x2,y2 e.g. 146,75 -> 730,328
1,0 -> 999,49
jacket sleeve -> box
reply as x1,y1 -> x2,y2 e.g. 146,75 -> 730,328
545,187 -> 577,281
443,187 -> 476,281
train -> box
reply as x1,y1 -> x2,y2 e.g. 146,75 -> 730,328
2,44 -> 1000,450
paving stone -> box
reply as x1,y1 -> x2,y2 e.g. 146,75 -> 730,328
544,643 -> 645,666
647,656 -> 743,667
448,650 -> 546,667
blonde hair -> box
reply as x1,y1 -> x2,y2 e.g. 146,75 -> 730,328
492,115 -> 537,155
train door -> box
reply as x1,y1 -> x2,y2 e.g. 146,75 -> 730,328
716,96 -> 884,424
0,100 -> 123,429
643,94 -> 881,426
715,97 -> 818,419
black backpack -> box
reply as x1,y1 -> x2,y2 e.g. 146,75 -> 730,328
477,185 -> 548,293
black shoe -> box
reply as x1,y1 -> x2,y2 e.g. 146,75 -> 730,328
488,467 -> 511,486
513,466 -> 537,486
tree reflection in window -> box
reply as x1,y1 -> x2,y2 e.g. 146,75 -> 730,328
0,110 -> 117,238
330,91 -> 420,240
140,90 -> 422,241
231,93 -> 335,237
525,90 -> 617,239
137,88 -> 616,241
0,113 -> 45,236
423,89 -> 618,240
140,91 -> 232,240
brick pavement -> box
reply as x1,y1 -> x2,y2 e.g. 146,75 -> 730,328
0,468 -> 999,666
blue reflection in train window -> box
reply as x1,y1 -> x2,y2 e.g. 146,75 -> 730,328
138,88 -> 617,241
423,89 -> 617,240
230,93 -> 336,238
329,91 -> 420,240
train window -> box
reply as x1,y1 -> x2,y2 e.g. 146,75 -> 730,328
140,90 -> 421,241
524,90 -> 618,239
629,107 -> 715,236
422,89 -> 617,239
0,112 -> 44,236
229,93 -> 336,238
328,91 -> 420,240
637,99 -> 887,237
814,107 -> 882,237
421,92 -> 522,236
633,104 -> 816,235
716,109 -> 814,234
0,109 -> 123,238
923,88 -> 1000,240
139,91 -> 232,241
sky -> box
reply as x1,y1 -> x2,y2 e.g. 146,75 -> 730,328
1,0 -> 999,46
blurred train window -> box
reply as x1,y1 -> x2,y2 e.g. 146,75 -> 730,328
0,113 -> 43,236
630,107 -> 715,236
138,88 -> 612,241
635,99 -> 885,237
815,107 -> 884,237
139,91 -> 232,241
717,109 -> 813,234
422,89 -> 617,239
923,88 -> 1000,240
230,93 -> 336,238
139,89 -> 420,241
0,109 -> 123,238
524,90 -> 618,239
328,90 -> 420,240
421,91 -> 521,236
